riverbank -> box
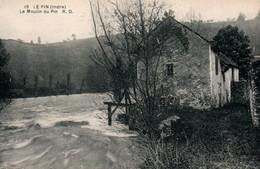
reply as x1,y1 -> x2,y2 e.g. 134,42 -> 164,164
0,99 -> 11,111
139,104 -> 260,168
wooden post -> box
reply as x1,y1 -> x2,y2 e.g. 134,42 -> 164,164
108,104 -> 112,126
23,77 -> 27,98
128,105 -> 132,130
80,79 -> 84,93
125,91 -> 128,115
161,84 -> 164,96
171,120 -> 175,135
49,75 -> 52,96
67,73 -> 70,95
34,75 -> 38,97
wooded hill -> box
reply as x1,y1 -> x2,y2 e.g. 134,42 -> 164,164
3,38 -> 109,95
2,17 -> 260,96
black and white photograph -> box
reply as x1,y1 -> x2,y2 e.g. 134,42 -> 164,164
0,0 -> 259,168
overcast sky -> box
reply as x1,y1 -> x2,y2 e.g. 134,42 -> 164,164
0,0 -> 259,43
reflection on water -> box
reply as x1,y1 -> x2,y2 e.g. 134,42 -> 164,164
0,94 -> 138,169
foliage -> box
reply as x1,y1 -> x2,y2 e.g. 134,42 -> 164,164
213,25 -> 253,79
0,72 -> 12,99
72,34 -> 76,40
85,64 -> 110,92
3,38 -> 110,95
0,40 -> 9,67
256,10 -> 260,19
137,104 -> 260,168
237,12 -> 246,21
0,39 -> 12,99
110,58 -> 132,102
38,37 -> 41,44
138,139 -> 189,169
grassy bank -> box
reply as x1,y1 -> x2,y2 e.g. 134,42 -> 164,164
138,104 -> 260,168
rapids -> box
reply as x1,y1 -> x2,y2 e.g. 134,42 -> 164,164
0,93 -> 139,169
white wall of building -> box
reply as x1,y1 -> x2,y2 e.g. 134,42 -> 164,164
209,45 -> 239,107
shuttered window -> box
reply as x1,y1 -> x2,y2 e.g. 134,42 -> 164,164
232,68 -> 234,81
215,56 -> 219,75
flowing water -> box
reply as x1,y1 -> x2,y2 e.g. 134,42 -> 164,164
0,93 -> 139,169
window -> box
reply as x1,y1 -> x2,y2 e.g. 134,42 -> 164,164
222,71 -> 225,82
167,64 -> 173,76
215,56 -> 219,75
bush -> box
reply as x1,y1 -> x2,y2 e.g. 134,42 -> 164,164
139,139 -> 189,169
0,71 -> 12,99
136,104 -> 260,168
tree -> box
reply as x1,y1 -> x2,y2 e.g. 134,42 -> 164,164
89,0 -> 188,135
212,25 -> 253,79
255,10 -> 260,19
0,39 -> 12,99
184,8 -> 203,33
237,12 -> 246,21
38,36 -> 41,44
17,39 -> 24,43
184,8 -> 212,41
72,34 -> 76,40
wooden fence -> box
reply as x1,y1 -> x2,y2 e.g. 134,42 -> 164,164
12,73 -> 87,98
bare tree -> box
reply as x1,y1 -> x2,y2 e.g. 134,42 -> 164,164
89,0 -> 188,135
183,8 -> 202,30
183,8 -> 211,37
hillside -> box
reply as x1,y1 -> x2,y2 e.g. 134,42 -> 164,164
197,17 -> 260,55
2,17 -> 260,96
3,38 -> 110,94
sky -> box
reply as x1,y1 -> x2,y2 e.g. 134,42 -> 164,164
0,0 -> 259,43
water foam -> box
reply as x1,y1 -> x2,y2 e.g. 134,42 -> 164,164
10,146 -> 51,166
64,149 -> 82,158
31,146 -> 51,160
11,156 -> 31,165
13,135 -> 42,149
80,110 -> 138,138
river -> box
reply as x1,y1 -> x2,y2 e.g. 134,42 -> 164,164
0,93 -> 140,169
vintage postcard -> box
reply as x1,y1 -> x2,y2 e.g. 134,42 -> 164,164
0,0 -> 259,168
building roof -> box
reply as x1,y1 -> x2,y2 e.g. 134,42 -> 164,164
132,18 -> 239,68
173,19 -> 239,68
253,56 -> 260,62
212,47 -> 239,67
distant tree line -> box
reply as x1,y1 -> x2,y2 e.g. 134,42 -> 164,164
9,71 -> 110,98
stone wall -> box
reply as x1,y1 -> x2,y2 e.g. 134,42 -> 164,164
137,32 -> 240,110
250,60 -> 260,127
159,34 -> 212,109
250,79 -> 260,127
